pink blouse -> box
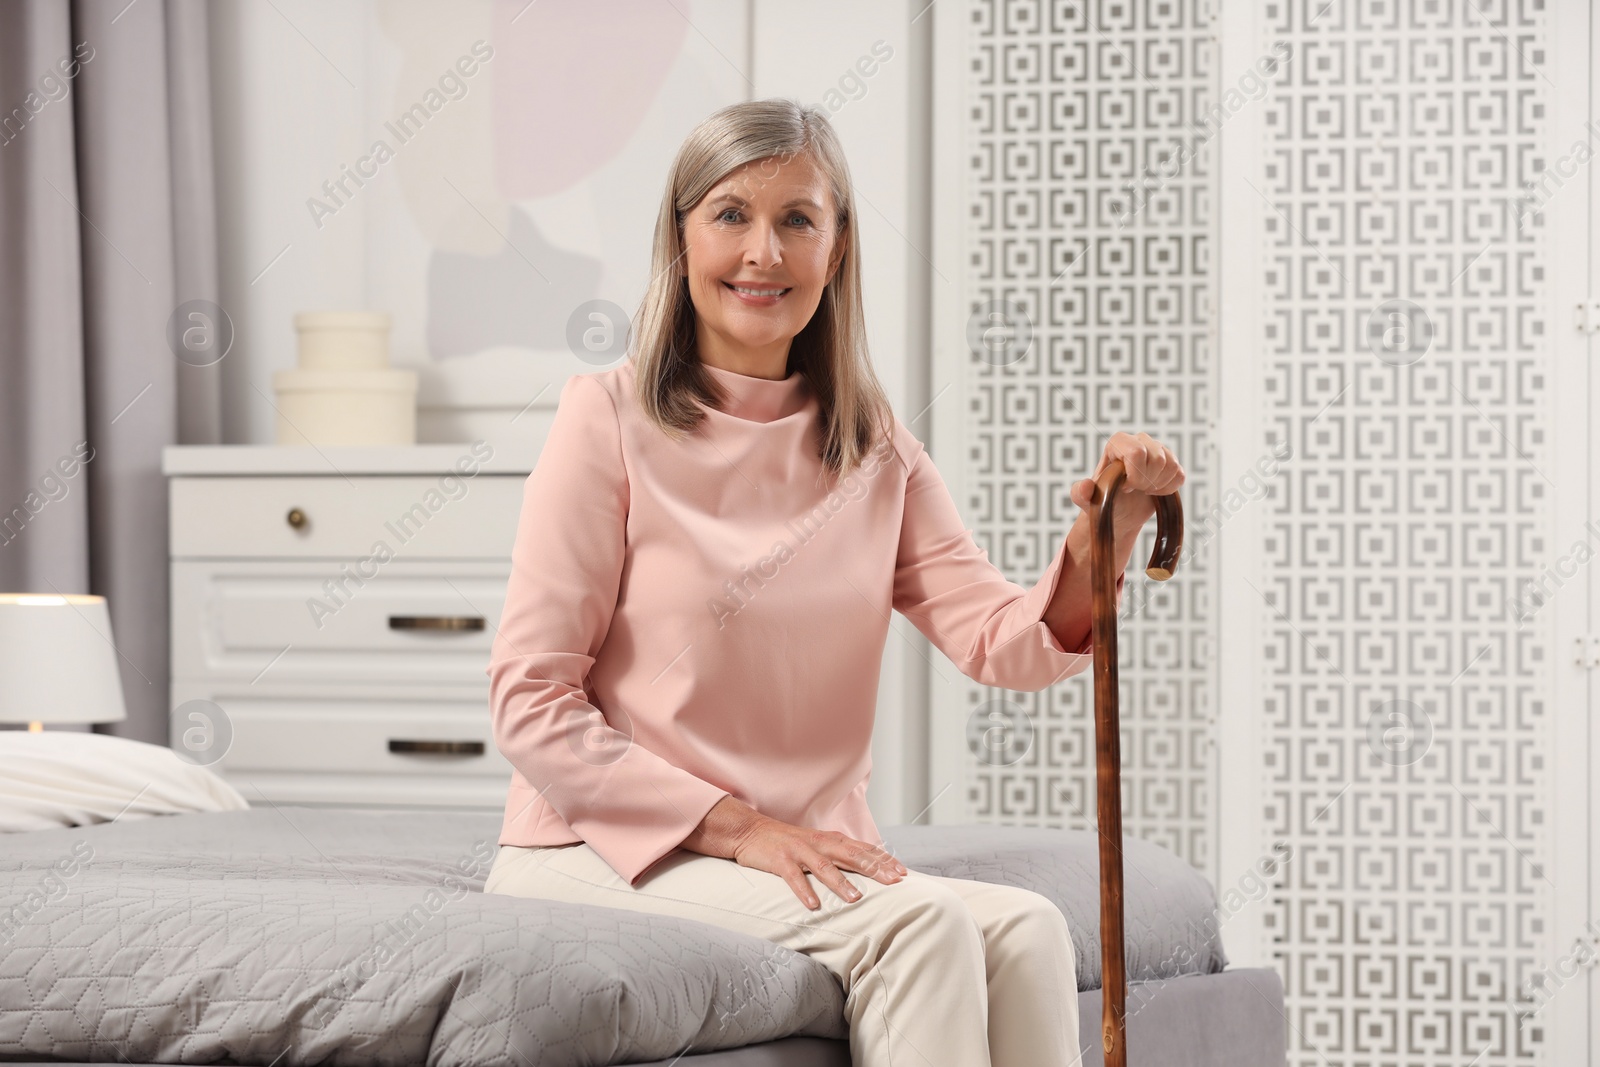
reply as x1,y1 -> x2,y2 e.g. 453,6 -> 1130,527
486,360 -> 1125,885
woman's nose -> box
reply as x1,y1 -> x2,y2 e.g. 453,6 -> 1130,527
744,223 -> 783,266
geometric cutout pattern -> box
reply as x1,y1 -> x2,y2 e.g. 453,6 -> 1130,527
1258,1 -> 1553,1064
956,0 -> 1218,879
949,1 -> 1557,1063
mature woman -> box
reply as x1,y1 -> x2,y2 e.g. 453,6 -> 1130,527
482,98 -> 1184,1066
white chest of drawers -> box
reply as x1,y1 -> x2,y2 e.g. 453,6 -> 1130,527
162,442 -> 539,811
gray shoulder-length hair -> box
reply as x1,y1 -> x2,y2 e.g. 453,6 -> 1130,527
629,97 -> 900,484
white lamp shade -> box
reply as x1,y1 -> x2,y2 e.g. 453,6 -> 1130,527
0,594 -> 128,726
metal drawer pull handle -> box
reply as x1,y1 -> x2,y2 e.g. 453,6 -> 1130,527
388,615 -> 485,632
388,739 -> 485,756
286,507 -> 307,530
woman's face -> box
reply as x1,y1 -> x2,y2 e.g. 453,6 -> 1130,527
680,152 -> 841,374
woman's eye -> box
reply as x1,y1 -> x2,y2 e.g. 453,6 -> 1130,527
715,208 -> 812,227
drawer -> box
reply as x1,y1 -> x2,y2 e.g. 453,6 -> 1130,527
169,681 -> 513,779
170,475 -> 526,558
171,560 -> 508,685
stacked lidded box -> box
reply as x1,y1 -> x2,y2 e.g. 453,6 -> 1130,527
272,312 -> 417,446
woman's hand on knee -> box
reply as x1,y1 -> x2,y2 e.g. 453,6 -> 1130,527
738,824 -> 910,911
681,796 -> 909,910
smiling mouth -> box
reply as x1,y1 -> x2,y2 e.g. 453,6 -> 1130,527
723,281 -> 792,298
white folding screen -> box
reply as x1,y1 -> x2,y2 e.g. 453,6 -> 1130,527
928,1 -> 1592,1064
929,0 -> 1221,877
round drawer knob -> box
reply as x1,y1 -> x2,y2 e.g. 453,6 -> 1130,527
286,507 -> 307,530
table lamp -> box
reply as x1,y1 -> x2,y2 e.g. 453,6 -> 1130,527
0,594 -> 128,732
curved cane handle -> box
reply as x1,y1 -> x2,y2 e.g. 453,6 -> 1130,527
1086,456 -> 1183,1067
1090,457 -> 1184,580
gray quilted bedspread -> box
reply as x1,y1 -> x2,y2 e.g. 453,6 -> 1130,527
0,808 -> 1225,1066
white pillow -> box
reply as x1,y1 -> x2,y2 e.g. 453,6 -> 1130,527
0,731 -> 249,832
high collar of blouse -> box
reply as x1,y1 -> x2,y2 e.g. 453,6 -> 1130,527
700,361 -> 811,424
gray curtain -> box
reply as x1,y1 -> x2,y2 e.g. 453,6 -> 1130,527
0,0 -> 221,742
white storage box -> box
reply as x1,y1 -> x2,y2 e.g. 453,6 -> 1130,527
271,368 -> 418,446
293,311 -> 391,370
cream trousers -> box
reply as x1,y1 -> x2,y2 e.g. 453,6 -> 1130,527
483,841 -> 1083,1067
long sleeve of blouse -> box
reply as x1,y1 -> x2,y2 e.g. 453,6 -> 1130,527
486,362 -> 1124,886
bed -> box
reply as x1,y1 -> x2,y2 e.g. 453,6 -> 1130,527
0,804 -> 1285,1066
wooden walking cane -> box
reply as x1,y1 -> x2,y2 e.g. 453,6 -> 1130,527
1086,457 -> 1183,1067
